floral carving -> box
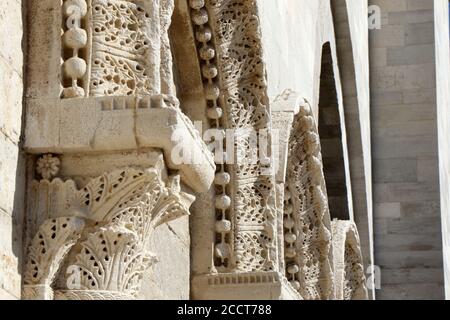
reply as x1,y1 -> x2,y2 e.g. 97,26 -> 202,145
191,0 -> 277,273
283,101 -> 334,300
90,0 -> 154,96
23,166 -> 195,300
23,217 -> 85,300
36,154 -> 61,180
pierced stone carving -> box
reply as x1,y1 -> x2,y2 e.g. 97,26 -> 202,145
59,0 -> 177,98
283,100 -> 335,300
68,225 -> 157,294
190,0 -> 277,273
23,217 -> 85,300
36,154 -> 61,180
90,0 -> 154,96
331,220 -> 368,300
23,165 -> 195,300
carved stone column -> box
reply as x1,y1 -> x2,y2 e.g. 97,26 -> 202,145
24,0 -> 215,299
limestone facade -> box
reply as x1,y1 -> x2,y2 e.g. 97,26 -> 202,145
0,0 -> 449,300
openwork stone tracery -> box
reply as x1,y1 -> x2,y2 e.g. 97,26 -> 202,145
282,99 -> 334,300
24,0 -> 370,300
24,0 -> 214,300
60,0 -> 177,98
24,162 -> 195,300
189,0 -> 277,274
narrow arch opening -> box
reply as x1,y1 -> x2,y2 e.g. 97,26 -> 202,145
317,42 -> 350,221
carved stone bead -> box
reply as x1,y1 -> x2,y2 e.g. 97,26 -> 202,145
214,172 -> 231,186
284,218 -> 295,229
285,232 -> 297,244
215,243 -> 230,259
290,281 -> 301,291
304,132 -> 320,155
300,116 -> 315,131
200,46 -> 215,61
207,107 -> 223,120
191,9 -> 209,26
284,205 -> 293,215
204,83 -> 220,100
284,189 -> 292,201
215,220 -> 232,233
216,195 -> 231,210
285,247 -> 296,259
63,28 -> 87,49
189,0 -> 205,10
287,264 -> 300,275
196,27 -> 212,43
63,86 -> 85,98
64,57 -> 87,79
202,64 -> 218,79
63,0 -> 88,17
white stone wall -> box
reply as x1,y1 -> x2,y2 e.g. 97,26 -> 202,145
0,0 -> 25,300
370,0 -> 445,299
140,217 -> 190,300
433,0 -> 450,300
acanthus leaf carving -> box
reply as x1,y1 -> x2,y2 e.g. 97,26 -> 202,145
282,99 -> 335,300
70,224 -> 157,295
190,0 -> 277,274
23,166 -> 195,300
23,217 -> 85,300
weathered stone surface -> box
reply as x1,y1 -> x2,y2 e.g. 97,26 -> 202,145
370,0 -> 446,300
2,0 -> 450,301
0,0 -> 25,301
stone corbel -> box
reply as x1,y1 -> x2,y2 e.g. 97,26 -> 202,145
23,157 -> 196,300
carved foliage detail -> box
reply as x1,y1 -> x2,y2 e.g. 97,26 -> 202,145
23,217 -> 85,287
24,167 -> 194,299
331,220 -> 368,300
90,0 -> 153,96
71,225 -> 157,294
283,102 -> 334,300
190,0 -> 276,273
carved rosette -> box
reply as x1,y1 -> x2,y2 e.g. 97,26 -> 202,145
189,0 -> 278,273
23,166 -> 195,300
331,220 -> 368,300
